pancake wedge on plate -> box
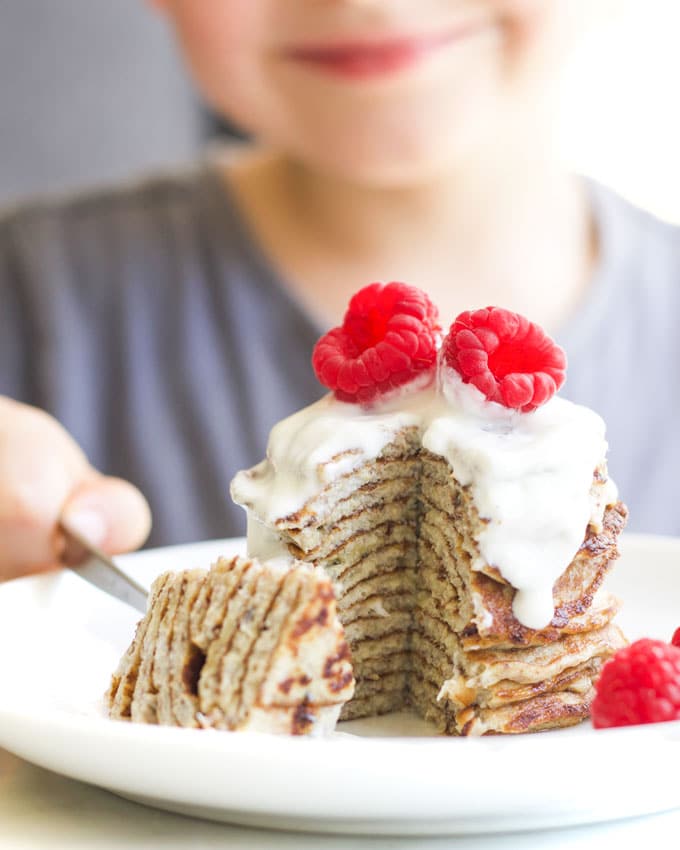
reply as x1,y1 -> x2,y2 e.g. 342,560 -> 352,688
107,556 -> 354,735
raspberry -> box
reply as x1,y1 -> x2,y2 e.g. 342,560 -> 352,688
441,307 -> 567,412
672,628 -> 680,648
312,282 -> 441,404
591,639 -> 680,729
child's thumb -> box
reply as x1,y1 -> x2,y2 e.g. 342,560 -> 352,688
60,476 -> 152,557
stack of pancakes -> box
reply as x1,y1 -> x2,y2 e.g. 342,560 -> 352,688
256,429 -> 628,735
107,556 -> 354,735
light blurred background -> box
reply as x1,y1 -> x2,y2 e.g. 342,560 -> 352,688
1,0 -> 679,222
560,0 -> 680,224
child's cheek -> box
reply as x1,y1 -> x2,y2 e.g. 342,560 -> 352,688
163,0 -> 271,116
497,0 -> 593,78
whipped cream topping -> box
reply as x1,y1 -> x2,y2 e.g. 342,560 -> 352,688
424,369 -> 614,629
231,371 -> 616,630
232,391 -> 423,522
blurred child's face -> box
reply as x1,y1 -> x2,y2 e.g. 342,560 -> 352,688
156,1 -> 597,185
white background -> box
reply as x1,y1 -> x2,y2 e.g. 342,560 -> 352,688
563,0 -> 680,222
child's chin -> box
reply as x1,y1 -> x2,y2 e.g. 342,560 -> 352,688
306,141 -> 474,188
295,100 -> 500,186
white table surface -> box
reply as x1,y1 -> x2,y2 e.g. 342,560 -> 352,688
2,746 -> 679,850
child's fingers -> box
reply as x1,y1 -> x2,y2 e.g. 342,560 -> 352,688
0,397 -> 151,581
60,476 -> 152,559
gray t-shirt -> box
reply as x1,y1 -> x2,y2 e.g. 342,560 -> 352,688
1,163 -> 678,545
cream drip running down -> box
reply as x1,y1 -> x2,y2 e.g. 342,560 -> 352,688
231,287 -> 627,735
232,370 -> 614,630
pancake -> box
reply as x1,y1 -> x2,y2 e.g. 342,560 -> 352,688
233,418 -> 627,735
229,296 -> 627,735
107,556 -> 355,735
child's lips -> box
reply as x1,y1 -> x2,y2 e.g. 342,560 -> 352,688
282,25 -> 485,80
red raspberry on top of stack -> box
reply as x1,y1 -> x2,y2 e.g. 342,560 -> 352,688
442,306 -> 567,412
312,282 -> 441,404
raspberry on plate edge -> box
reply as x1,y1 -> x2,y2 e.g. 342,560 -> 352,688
591,638 -> 680,729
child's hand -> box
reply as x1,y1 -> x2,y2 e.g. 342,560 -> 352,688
0,396 -> 151,582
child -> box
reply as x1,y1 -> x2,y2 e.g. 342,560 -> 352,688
1,0 -> 678,581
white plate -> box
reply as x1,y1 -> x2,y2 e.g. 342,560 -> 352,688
1,534 -> 679,836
